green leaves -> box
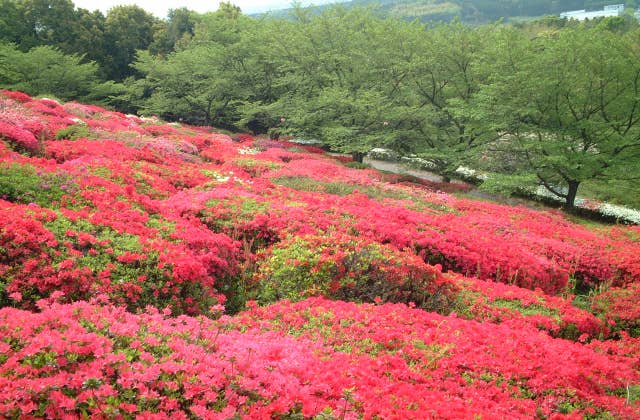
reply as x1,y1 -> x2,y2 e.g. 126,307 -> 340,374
476,25 -> 640,209
0,44 -> 99,101
0,163 -> 76,206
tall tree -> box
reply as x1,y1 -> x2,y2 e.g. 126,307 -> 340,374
0,0 -> 25,46
149,7 -> 198,56
253,7 -> 424,161
131,5 -> 257,128
0,43 -> 100,101
73,8 -> 107,66
405,21 -> 496,179
13,0 -> 78,52
104,5 -> 159,81
477,26 -> 640,210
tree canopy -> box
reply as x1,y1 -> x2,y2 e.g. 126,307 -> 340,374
476,26 -> 640,209
1,0 -> 640,209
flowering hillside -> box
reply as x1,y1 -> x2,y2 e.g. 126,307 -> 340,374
1,91 -> 639,418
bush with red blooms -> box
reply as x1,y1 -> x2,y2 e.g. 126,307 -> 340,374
1,90 -> 639,418
0,199 -> 236,315
231,298 -> 640,419
0,298 -> 638,419
449,275 -> 607,340
0,300 -> 353,419
590,282 -> 640,337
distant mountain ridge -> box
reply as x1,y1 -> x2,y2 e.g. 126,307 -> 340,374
254,1 -> 632,24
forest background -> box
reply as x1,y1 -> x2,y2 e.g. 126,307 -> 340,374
2,0 -> 640,211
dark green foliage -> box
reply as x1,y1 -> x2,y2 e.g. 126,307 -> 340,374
149,8 -> 198,56
55,124 -> 91,140
103,5 -> 159,81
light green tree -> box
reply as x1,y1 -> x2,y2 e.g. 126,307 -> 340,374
477,26 -> 640,210
0,43 -> 100,101
404,21 -> 497,179
131,4 -> 258,128
251,7 -> 424,161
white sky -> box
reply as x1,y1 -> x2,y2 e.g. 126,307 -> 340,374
72,0 -> 341,17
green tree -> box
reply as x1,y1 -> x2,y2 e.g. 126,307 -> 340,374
251,7 -> 423,161
12,0 -> 78,52
0,43 -> 18,84
477,26 -> 640,210
0,0 -> 110,80
73,8 -> 107,67
149,7 -> 198,56
0,0 -> 25,46
0,43 -> 100,101
104,5 -> 159,81
131,5 -> 257,128
405,21 -> 496,179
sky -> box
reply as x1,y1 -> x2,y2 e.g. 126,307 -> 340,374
72,0 -> 341,17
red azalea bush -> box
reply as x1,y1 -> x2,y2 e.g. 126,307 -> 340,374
1,298 -> 638,419
233,298 -> 640,419
0,203 -> 58,306
450,275 -> 606,340
0,200 -> 236,314
0,121 -> 39,153
0,300 -> 355,419
590,283 -> 640,337
0,89 -> 32,102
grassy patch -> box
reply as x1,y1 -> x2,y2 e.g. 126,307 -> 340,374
489,298 -> 556,318
272,175 -> 417,202
0,163 -> 77,206
580,179 -> 640,210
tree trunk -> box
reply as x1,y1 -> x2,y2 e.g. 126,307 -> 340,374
564,180 -> 580,212
351,151 -> 365,163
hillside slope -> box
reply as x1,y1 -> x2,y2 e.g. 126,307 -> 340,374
0,90 -> 639,418
262,0 -> 626,24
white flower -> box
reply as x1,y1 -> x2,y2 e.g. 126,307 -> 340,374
238,147 -> 260,155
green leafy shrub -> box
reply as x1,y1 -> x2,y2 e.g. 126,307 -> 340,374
55,123 -> 92,140
253,234 -> 456,312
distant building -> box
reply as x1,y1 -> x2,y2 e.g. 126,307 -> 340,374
560,4 -> 624,20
